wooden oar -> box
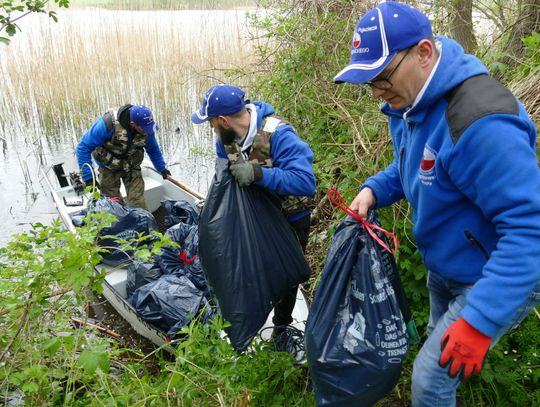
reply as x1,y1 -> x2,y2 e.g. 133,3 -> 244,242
70,317 -> 123,340
165,175 -> 204,201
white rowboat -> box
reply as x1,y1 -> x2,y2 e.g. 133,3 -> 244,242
43,163 -> 309,352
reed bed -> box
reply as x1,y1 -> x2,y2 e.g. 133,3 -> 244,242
0,9 -> 254,135
70,0 -> 255,10
0,8 -> 259,193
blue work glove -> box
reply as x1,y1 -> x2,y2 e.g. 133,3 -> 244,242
229,161 -> 263,187
161,169 -> 171,179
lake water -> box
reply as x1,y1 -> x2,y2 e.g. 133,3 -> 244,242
0,7 -> 259,246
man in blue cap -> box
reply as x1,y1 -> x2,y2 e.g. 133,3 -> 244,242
191,84 -> 316,346
334,2 -> 540,406
77,104 -> 170,210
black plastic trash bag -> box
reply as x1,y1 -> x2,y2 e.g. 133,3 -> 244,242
159,222 -> 209,296
71,210 -> 87,227
305,213 -> 409,407
128,274 -> 215,338
126,260 -> 163,297
165,222 -> 199,252
160,199 -> 200,228
90,197 -> 159,266
199,159 -> 311,352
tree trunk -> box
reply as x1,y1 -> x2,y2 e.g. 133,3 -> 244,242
449,0 -> 477,53
505,0 -> 540,62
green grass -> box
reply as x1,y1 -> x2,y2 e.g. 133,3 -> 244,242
0,219 -> 314,406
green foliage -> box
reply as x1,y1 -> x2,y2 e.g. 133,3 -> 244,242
161,317 -> 312,406
245,1 -> 540,405
0,0 -> 70,45
247,0 -> 428,326
485,31 -> 540,83
0,213 -> 312,405
78,347 -> 110,374
0,216 -> 114,404
514,32 -> 540,79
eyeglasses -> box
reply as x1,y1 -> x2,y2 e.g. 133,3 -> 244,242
364,47 -> 412,90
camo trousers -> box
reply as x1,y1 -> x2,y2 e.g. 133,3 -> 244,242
98,167 -> 148,210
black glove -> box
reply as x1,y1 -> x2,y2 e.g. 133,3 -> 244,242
161,169 -> 172,180
229,161 -> 263,187
83,179 -> 100,191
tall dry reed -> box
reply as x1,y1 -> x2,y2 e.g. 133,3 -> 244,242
0,9 -> 255,135
0,8 -> 259,191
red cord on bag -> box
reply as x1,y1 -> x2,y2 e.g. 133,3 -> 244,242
178,249 -> 197,265
327,187 -> 398,254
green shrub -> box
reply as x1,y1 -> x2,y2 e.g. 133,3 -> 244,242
245,1 -> 540,405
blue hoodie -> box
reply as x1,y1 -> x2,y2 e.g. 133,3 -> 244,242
364,37 -> 540,337
77,116 -> 167,182
216,101 -> 316,223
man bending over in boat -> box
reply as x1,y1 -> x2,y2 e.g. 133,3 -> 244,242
191,84 -> 316,348
76,104 -> 171,210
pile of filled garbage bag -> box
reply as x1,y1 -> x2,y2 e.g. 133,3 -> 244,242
75,197 -> 216,339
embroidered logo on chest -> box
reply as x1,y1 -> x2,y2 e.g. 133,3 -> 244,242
419,145 -> 437,186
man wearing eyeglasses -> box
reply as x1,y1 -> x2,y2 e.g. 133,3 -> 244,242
334,2 -> 540,406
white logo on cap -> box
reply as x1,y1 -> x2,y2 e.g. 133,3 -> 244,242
351,48 -> 370,54
358,25 -> 378,33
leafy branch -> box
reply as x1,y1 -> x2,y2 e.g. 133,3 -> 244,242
0,0 -> 70,44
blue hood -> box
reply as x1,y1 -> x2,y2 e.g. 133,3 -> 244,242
382,36 -> 489,121
252,100 -> 276,125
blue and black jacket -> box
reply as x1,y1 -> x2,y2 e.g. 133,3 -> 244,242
363,36 -> 540,337
216,101 -> 316,223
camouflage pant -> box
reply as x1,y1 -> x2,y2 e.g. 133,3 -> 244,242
98,167 -> 148,210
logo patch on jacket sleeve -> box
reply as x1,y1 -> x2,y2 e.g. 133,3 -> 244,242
419,145 -> 437,186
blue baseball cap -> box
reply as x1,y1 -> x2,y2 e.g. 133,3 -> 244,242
130,105 -> 159,135
333,2 -> 432,84
191,84 -> 246,124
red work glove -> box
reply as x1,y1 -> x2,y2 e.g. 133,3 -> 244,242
439,318 -> 491,380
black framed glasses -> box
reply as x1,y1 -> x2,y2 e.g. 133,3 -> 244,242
364,47 -> 412,90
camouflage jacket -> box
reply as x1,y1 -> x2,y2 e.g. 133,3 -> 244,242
92,110 -> 147,172
224,116 -> 313,217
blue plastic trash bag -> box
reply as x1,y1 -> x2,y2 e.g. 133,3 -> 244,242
305,212 -> 409,407
158,222 -> 209,297
126,260 -> 163,297
90,197 -> 158,266
160,199 -> 200,228
71,210 -> 87,227
128,274 -> 215,338
198,159 -> 311,353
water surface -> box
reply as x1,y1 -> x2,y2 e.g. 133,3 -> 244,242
0,7 -> 258,245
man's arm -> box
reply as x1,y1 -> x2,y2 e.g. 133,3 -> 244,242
256,127 -> 316,197
76,118 -> 111,182
449,111 -> 540,337
145,133 -> 167,173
